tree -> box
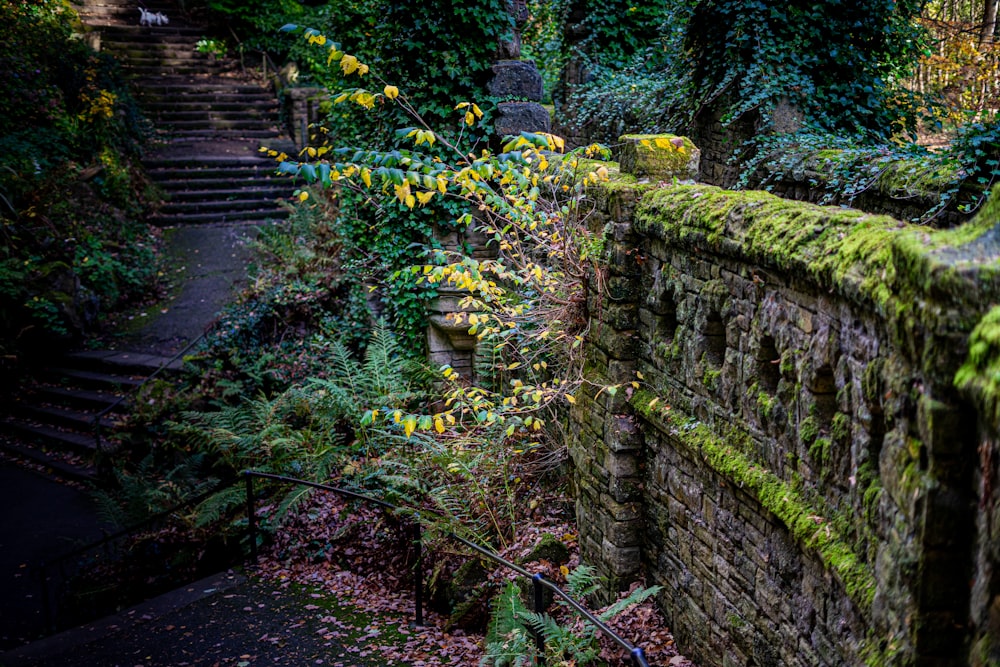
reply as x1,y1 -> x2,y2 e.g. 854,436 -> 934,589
682,0 -> 928,136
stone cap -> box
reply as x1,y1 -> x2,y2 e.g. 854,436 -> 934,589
616,134 -> 700,182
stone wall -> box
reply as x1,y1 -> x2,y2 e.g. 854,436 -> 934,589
569,136 -> 1000,666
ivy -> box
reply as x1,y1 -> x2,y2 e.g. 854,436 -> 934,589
682,0 -> 929,137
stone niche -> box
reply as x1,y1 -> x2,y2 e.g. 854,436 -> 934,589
569,135 -> 1000,666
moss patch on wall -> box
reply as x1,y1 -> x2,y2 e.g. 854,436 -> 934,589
955,304 -> 1000,426
631,389 -> 877,614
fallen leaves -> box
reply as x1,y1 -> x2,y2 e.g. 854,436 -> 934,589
251,480 -> 697,666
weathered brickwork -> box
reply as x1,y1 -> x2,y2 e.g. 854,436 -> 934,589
569,136 -> 1000,666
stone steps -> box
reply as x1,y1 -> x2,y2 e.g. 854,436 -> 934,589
81,0 -> 298,227
0,353 -> 170,483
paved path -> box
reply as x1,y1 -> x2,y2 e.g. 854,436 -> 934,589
100,223 -> 260,357
0,572 -> 394,667
0,462 -> 113,652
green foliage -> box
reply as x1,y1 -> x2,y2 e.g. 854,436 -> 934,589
92,453 -> 215,528
733,118 -> 1000,223
482,564 -> 662,666
207,0 -> 513,348
0,0 -> 158,351
170,383 -> 345,526
682,0 -> 928,137
483,581 -> 535,667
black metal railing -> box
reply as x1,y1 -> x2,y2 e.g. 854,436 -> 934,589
242,470 -> 650,667
91,333 -> 205,452
38,476 -> 237,632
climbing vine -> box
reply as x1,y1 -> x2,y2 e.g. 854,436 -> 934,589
270,24 -> 633,442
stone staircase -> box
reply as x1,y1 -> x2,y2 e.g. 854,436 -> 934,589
1,352 -> 181,483
85,0 -> 297,227
0,0 -> 299,481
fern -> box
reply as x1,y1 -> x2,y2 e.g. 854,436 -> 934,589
482,581 -> 535,667
192,484 -> 245,528
481,564 -> 662,667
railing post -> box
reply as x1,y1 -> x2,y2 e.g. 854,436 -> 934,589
630,647 -> 649,667
413,519 -> 423,627
532,573 -> 546,665
245,473 -> 258,566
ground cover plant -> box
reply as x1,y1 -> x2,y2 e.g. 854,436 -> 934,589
0,0 -> 160,361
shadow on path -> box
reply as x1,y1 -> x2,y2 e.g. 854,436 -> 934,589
0,572 -> 393,667
0,461 -> 113,652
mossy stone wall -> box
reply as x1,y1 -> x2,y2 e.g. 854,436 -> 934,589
570,137 -> 1000,666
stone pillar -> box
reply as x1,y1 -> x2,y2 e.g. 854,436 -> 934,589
284,86 -> 326,150
426,222 -> 498,382
490,0 -> 550,137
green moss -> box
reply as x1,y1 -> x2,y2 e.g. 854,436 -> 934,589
831,412 -> 851,443
809,437 -> 832,468
955,305 -> 1000,425
800,416 -> 820,445
779,350 -> 795,376
631,389 -> 877,614
703,367 -> 722,391
756,391 -> 778,420
631,184 -> 998,329
618,134 -> 699,181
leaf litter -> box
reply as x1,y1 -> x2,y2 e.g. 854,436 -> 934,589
252,484 -> 697,666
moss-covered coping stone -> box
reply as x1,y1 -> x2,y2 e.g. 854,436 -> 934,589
634,182 -> 1000,377
616,134 -> 700,182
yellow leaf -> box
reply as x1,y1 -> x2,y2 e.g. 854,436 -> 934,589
636,370 -> 644,380
403,415 -> 417,438
383,85 -> 399,100
471,103 -> 483,119
465,111 -> 475,126
297,191 -> 309,202
357,64 -> 369,76
560,565 -> 570,577
566,394 -> 576,404
434,417 -> 445,433
340,54 -> 359,75
361,168 -> 372,188
416,190 -> 434,205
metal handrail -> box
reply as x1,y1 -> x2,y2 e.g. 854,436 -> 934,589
38,475 -> 238,631
242,470 -> 650,667
91,332 -> 206,452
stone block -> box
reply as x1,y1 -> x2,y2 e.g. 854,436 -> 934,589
488,59 -> 544,102
617,134 -> 700,181
494,101 -> 551,137
601,538 -> 641,576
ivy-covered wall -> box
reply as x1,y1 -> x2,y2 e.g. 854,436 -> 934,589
570,137 -> 1000,666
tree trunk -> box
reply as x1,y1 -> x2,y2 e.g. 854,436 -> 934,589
982,0 -> 998,44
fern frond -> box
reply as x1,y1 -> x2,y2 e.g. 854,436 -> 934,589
564,563 -> 601,600
193,485 -> 246,528
598,584 -> 663,622
482,582 -> 535,667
